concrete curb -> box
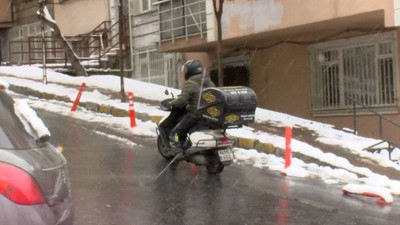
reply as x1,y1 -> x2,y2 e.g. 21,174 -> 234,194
8,84 -> 310,164
7,83 -> 393,180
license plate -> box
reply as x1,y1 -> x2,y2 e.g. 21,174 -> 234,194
218,149 -> 235,162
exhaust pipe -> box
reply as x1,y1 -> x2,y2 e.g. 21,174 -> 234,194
189,154 -> 207,166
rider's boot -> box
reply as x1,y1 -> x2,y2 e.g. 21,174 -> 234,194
169,141 -> 183,155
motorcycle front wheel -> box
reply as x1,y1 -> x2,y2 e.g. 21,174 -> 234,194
157,136 -> 174,161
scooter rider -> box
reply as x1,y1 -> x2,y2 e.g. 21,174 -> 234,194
167,59 -> 215,155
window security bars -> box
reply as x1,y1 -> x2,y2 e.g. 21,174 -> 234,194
132,46 -> 177,87
158,0 -> 207,41
310,33 -> 398,113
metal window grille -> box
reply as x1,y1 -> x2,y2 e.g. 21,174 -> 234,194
310,32 -> 398,113
158,0 -> 207,41
132,46 -> 178,87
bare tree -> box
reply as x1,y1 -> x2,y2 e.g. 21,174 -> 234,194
37,0 -> 87,77
213,0 -> 225,87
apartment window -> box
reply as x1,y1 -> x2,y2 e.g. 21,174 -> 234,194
132,46 -> 178,87
133,47 -> 167,85
158,0 -> 207,41
141,0 -> 151,12
309,32 -> 398,114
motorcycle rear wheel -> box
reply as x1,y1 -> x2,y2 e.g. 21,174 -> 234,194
206,158 -> 224,174
157,136 -> 174,161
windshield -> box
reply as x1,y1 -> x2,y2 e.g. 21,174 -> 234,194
0,91 -> 42,150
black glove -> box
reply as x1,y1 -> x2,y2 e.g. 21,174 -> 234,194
166,102 -> 173,110
160,99 -> 173,111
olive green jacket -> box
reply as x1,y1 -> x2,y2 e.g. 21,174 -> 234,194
169,73 -> 215,118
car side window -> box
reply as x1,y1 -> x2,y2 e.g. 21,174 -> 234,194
0,92 -> 40,150
0,126 -> 14,149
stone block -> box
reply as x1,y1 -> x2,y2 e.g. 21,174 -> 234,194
85,102 -> 99,112
41,92 -> 56,100
136,112 -> 151,121
111,107 -> 129,117
99,105 -> 111,114
54,95 -> 71,102
254,142 -> 276,154
237,137 -> 257,149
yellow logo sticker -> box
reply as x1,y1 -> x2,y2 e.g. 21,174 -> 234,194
207,106 -> 220,117
203,92 -> 216,103
225,114 -> 239,123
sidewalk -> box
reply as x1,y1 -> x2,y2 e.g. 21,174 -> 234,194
3,73 -> 400,181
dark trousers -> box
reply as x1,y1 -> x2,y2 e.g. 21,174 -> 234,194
169,114 -> 199,148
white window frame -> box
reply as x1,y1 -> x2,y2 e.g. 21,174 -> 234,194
140,0 -> 151,12
158,0 -> 207,42
309,32 -> 399,116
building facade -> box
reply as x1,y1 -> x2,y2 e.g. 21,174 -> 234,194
0,0 -> 179,87
0,0 -> 122,66
128,0 -> 180,87
155,0 -> 400,145
0,0 -> 12,63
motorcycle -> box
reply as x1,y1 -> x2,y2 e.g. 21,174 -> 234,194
155,90 -> 236,174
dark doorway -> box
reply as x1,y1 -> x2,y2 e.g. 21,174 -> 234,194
210,65 -> 250,87
0,40 -> 2,64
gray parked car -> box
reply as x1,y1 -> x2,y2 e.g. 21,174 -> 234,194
0,82 -> 74,225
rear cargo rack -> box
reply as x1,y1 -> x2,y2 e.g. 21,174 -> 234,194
198,86 -> 257,128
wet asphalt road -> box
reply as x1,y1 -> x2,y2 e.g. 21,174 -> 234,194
37,109 -> 400,225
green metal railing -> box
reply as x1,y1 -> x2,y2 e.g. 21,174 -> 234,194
347,96 -> 400,159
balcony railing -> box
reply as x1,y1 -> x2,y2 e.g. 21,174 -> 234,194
8,16 -> 129,68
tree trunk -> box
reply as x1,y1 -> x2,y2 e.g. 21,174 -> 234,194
216,15 -> 224,87
44,22 -> 87,76
213,0 -> 225,87
38,4 -> 87,76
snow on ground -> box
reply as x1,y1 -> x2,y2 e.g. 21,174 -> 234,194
1,65 -> 400,202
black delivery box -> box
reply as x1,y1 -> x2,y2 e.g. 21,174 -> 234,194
198,86 -> 257,128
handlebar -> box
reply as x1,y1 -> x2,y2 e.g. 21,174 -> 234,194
160,98 -> 174,111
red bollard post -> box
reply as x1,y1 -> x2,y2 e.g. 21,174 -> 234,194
71,82 -> 86,112
127,91 -> 136,127
284,126 -> 292,169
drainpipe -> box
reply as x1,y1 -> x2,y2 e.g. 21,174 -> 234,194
107,0 -> 111,22
10,0 -> 15,23
128,0 -> 133,74
118,0 -> 126,102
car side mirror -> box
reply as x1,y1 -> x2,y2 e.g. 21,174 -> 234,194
37,134 -> 50,143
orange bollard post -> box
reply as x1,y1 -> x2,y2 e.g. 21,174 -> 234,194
71,82 -> 86,112
127,91 -> 136,127
284,126 -> 292,169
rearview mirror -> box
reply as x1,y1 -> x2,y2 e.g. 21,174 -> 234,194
165,88 -> 174,98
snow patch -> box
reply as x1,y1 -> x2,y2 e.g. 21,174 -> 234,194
14,99 -> 51,142
343,184 -> 393,204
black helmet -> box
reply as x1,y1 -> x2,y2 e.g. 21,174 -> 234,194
181,60 -> 203,80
